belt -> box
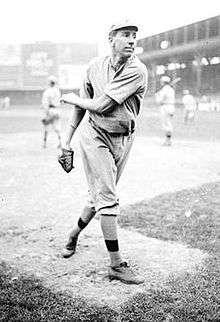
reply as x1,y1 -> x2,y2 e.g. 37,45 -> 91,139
49,104 -> 56,108
89,117 -> 135,137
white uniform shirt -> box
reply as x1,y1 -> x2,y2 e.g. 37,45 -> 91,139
42,87 -> 61,109
156,84 -> 175,106
182,94 -> 196,111
80,55 -> 147,133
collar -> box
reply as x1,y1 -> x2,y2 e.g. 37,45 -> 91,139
109,55 -> 135,72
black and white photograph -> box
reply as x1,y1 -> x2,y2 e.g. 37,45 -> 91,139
0,0 -> 220,321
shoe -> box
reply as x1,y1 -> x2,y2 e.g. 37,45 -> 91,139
62,236 -> 78,259
162,139 -> 172,146
108,262 -> 144,285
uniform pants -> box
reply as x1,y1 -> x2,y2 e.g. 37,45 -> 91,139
160,104 -> 175,134
79,120 -> 134,216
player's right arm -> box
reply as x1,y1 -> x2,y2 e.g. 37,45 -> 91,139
63,66 -> 92,149
64,106 -> 85,149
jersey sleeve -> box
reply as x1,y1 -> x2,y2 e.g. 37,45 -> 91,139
79,63 -> 94,99
53,88 -> 61,106
104,65 -> 147,104
42,90 -> 49,109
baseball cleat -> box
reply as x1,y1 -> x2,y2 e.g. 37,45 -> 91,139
162,140 -> 172,146
62,236 -> 78,259
108,261 -> 144,284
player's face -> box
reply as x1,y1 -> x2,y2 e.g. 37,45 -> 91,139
110,28 -> 137,58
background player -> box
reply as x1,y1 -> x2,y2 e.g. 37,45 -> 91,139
155,76 -> 175,146
182,89 -> 197,124
41,76 -> 62,149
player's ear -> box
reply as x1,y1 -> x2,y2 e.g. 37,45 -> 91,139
108,30 -> 116,44
108,35 -> 113,43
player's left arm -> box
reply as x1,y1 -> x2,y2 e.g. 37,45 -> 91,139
104,65 -> 148,106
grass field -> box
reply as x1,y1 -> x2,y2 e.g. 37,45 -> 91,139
0,104 -> 220,321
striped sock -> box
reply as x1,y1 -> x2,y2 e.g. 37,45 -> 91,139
100,214 -> 122,267
69,206 -> 96,237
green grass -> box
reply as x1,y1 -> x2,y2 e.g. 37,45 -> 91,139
119,182 -> 220,253
118,181 -> 220,321
0,261 -> 117,322
120,259 -> 220,321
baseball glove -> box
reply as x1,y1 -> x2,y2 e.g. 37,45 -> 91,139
58,148 -> 74,173
41,115 -> 54,125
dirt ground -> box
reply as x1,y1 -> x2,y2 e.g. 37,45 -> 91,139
1,124 -> 220,308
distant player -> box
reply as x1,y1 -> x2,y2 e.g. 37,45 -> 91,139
41,76 -> 62,149
182,90 -> 197,124
3,97 -> 10,109
155,76 -> 175,146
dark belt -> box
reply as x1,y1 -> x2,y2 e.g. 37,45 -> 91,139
49,104 -> 56,108
89,117 -> 135,137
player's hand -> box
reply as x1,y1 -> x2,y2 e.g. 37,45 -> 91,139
60,94 -> 70,104
58,147 -> 74,173
60,93 -> 79,105
62,143 -> 72,150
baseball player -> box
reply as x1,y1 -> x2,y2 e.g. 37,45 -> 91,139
41,76 -> 62,149
182,90 -> 197,124
155,76 -> 175,146
58,19 -> 148,284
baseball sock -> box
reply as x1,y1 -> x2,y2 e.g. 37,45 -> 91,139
100,214 -> 122,267
43,130 -> 48,146
57,133 -> 61,144
68,206 -> 96,239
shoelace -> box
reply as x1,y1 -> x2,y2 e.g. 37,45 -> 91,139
119,261 -> 129,268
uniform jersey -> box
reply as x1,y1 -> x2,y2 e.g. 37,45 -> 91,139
42,87 -> 61,109
182,94 -> 196,111
156,84 -> 175,106
80,55 -> 148,134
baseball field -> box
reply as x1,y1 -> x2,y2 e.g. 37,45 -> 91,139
0,103 -> 220,321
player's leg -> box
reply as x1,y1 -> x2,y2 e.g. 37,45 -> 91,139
62,204 -> 96,258
161,105 -> 174,145
184,109 -> 189,124
79,123 -> 143,284
165,114 -> 173,145
103,133 -> 143,284
161,107 -> 169,144
189,110 -> 195,123
116,134 -> 134,183
80,122 -> 122,265
42,124 -> 48,148
163,112 -> 173,145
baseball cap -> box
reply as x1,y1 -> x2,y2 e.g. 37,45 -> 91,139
48,75 -> 57,83
109,19 -> 138,34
